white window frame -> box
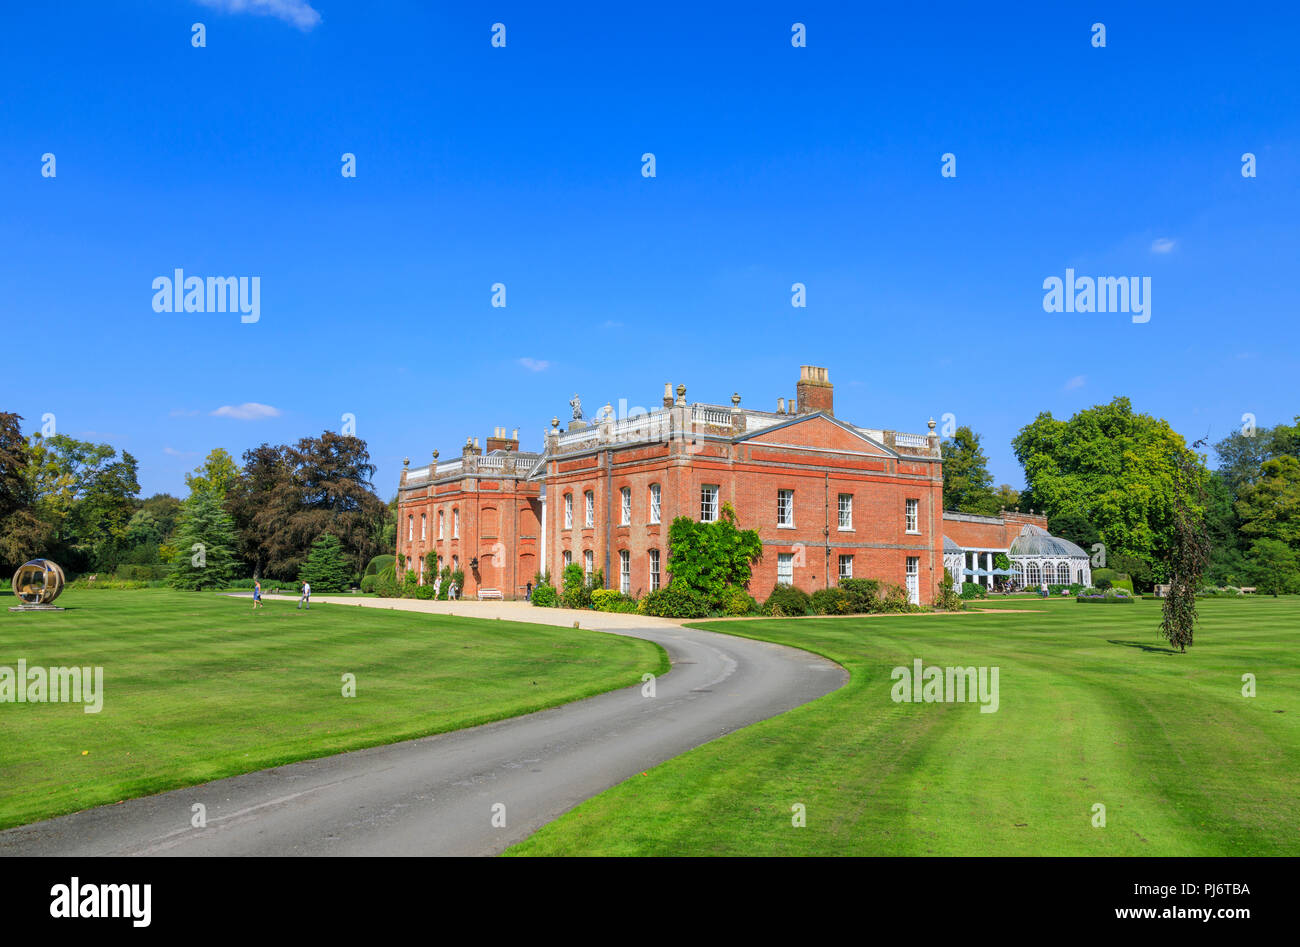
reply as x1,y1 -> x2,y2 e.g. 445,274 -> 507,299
621,487 -> 631,526
649,549 -> 660,591
453,508 -> 459,539
839,554 -> 853,580
777,489 -> 794,527
619,550 -> 630,594
838,493 -> 853,530
585,491 -> 594,528
438,510 -> 445,539
700,485 -> 719,523
407,515 -> 413,541
906,556 -> 920,604
649,484 -> 661,525
777,552 -> 794,586
905,498 -> 919,534
583,549 -> 594,579
420,513 -> 426,540
563,550 -> 572,569
564,493 -> 573,530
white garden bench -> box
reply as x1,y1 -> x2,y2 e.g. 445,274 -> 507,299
477,588 -> 504,600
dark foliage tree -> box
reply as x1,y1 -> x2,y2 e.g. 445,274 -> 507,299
1159,441 -> 1211,653
1047,511 -> 1100,552
0,412 -> 52,570
226,433 -> 386,581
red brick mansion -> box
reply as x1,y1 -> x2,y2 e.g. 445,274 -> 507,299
394,366 -> 1083,605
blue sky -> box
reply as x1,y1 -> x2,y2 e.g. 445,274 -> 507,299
3,1 -> 1297,499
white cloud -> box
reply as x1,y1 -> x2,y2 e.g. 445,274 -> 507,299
1151,237 -> 1176,253
211,402 -> 281,420
164,447 -> 198,457
196,0 -> 322,31
518,358 -> 551,372
1064,375 -> 1086,391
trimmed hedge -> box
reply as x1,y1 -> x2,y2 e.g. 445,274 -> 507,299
364,554 -> 396,577
641,583 -> 712,618
531,583 -> 558,607
1076,588 -> 1136,603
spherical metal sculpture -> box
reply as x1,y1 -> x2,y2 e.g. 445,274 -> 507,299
11,559 -> 66,607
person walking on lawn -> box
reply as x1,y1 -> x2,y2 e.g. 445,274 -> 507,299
298,580 -> 311,610
253,580 -> 264,609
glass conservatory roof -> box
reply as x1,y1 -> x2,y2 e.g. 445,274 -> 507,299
1009,524 -> 1089,559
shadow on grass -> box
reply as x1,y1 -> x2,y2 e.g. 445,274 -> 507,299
1107,639 -> 1181,655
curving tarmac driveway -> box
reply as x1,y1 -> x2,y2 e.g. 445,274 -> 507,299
0,597 -> 846,856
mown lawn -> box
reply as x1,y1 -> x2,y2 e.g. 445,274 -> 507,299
508,596 -> 1300,856
0,589 -> 667,831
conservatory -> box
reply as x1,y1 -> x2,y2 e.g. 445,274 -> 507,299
1008,523 -> 1092,589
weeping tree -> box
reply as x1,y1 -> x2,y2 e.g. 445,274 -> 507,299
1159,440 -> 1211,652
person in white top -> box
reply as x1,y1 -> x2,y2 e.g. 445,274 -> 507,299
298,581 -> 311,610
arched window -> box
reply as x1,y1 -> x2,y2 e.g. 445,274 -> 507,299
1077,568 -> 1085,585
1057,563 -> 1070,584
407,515 -> 413,541
438,510 -> 445,539
420,513 -> 426,540
1025,562 -> 1042,586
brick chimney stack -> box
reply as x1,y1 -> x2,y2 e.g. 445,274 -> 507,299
796,365 -> 833,416
485,426 -> 519,453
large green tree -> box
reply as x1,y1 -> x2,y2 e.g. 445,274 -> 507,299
1244,539 -> 1300,596
298,532 -> 352,592
25,432 -> 139,571
940,426 -> 1000,514
168,489 -> 239,590
1012,397 -> 1203,585
185,448 -> 239,500
0,412 -> 53,570
1235,455 -> 1300,550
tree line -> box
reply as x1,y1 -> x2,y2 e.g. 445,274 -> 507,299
939,398 -> 1300,594
0,412 -> 397,589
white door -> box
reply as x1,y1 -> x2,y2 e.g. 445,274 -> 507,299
906,557 -> 920,605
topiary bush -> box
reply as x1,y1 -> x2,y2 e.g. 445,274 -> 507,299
375,565 -> 400,598
364,554 -> 396,577
765,583 -> 812,617
360,575 -> 377,594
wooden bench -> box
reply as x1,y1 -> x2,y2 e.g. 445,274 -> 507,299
477,588 -> 504,601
